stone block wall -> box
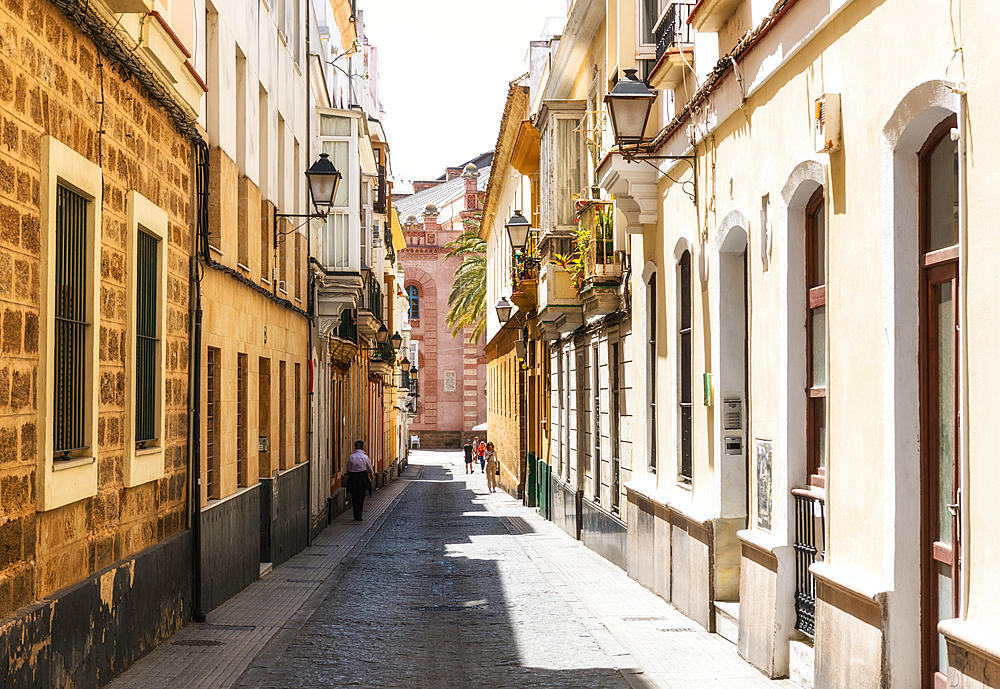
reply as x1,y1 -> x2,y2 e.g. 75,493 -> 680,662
0,0 -> 193,622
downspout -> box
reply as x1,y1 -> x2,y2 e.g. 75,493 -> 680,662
957,91 -> 970,618
191,139 -> 210,624
305,0 -> 313,545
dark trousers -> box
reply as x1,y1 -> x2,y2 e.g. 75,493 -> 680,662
351,490 -> 366,520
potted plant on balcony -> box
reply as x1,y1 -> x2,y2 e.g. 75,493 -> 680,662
593,205 -> 615,275
552,225 -> 590,293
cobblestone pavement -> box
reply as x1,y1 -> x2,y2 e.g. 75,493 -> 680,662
109,450 -> 797,689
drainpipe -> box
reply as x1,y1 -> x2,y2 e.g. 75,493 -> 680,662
190,258 -> 206,623
189,138 -> 210,624
305,0 -> 313,546
956,91 -> 970,618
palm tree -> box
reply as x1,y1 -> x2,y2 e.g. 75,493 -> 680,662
445,218 -> 487,343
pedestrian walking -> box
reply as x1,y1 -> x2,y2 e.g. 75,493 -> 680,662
477,440 -> 487,473
463,439 -> 474,474
346,439 -> 374,521
484,442 -> 499,492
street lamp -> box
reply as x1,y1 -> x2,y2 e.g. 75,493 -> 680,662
304,153 -> 342,216
505,210 -> 531,252
495,296 -> 513,324
604,68 -> 657,149
390,332 -> 403,351
400,357 -> 411,372
375,323 -> 389,344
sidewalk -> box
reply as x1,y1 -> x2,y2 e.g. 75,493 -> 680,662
478,482 -> 797,689
105,463 -> 421,689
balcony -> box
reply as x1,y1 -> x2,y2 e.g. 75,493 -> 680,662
510,233 -> 540,312
688,0 -> 741,32
370,341 -> 395,378
356,276 -> 384,339
577,200 -> 623,318
649,3 -> 695,92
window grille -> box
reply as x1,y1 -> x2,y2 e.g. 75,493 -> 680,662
648,273 -> 658,472
279,360 -> 287,468
793,491 -> 826,637
207,348 -> 218,498
54,185 -> 89,459
611,342 -> 621,513
135,229 -> 159,447
593,344 -> 601,502
294,362 -> 301,465
237,353 -> 247,486
678,252 -> 693,482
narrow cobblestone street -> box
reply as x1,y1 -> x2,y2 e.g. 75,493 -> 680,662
109,451 -> 795,689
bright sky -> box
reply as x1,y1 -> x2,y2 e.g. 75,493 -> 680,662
359,0 -> 566,182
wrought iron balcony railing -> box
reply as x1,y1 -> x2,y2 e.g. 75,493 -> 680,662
655,3 -> 695,62
337,310 -> 357,342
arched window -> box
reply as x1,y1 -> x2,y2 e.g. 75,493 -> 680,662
406,285 -> 420,319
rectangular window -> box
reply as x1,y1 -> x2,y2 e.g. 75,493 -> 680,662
611,342 -> 621,513
806,189 -> 827,484
294,362 -> 301,464
261,200 -> 271,282
557,117 -> 585,226
53,185 -> 88,460
556,352 -> 564,477
259,357 -> 271,477
126,191 -> 168,488
649,273 -> 658,473
320,122 -> 351,267
39,136 -> 102,511
207,347 -> 219,499
134,229 -> 158,447
593,344 -> 601,502
678,253 -> 692,483
235,48 -> 248,174
238,353 -> 248,486
280,360 -> 288,469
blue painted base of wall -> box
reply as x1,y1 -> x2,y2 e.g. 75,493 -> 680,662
0,531 -> 192,689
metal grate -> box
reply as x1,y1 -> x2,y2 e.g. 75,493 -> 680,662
678,253 -> 692,483
237,353 -> 247,486
206,348 -> 218,498
135,229 -> 158,447
367,278 -> 383,320
337,310 -> 357,342
54,185 -> 89,459
793,491 -> 826,638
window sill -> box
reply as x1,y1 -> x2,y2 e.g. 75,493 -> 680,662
237,262 -> 251,272
53,455 -> 96,471
261,278 -> 272,286
209,244 -> 224,256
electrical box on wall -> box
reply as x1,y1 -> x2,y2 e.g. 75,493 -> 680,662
814,93 -> 842,153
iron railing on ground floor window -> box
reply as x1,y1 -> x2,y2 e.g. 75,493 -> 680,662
135,229 -> 158,447
792,488 -> 826,638
54,185 -> 89,459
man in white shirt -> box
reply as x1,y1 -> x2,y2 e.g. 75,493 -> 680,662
345,440 -> 374,521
